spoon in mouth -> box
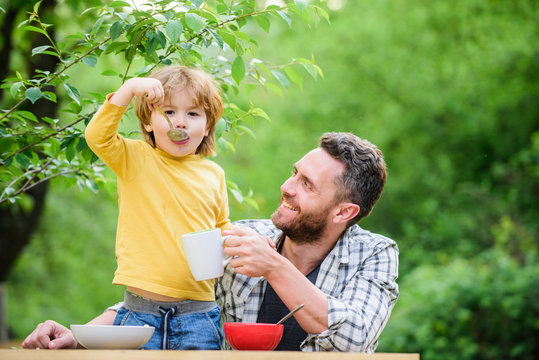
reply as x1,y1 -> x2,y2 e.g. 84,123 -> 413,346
154,105 -> 189,142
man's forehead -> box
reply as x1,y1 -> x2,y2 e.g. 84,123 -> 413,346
296,148 -> 344,179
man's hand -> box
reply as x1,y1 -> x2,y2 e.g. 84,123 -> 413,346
22,320 -> 78,349
222,227 -> 278,278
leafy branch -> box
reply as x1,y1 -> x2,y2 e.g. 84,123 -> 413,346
0,0 -> 328,206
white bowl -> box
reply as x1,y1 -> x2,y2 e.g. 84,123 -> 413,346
70,324 -> 155,349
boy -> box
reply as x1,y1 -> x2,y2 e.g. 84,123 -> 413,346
85,65 -> 232,350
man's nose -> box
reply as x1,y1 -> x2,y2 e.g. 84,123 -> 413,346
280,176 -> 296,196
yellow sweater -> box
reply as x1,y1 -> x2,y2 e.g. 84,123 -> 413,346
85,96 -> 232,300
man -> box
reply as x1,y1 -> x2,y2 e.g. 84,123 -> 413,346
22,132 -> 399,352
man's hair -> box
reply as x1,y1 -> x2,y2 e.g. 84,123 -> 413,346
319,132 -> 387,226
134,65 -> 223,157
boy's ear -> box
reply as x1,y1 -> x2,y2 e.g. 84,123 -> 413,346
332,203 -> 360,224
143,122 -> 153,133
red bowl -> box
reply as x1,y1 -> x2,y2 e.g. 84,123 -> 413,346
224,322 -> 284,351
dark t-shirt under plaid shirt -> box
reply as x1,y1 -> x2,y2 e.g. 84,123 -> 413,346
215,219 -> 399,352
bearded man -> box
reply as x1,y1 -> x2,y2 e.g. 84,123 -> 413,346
23,132 -> 398,352
218,132 -> 398,352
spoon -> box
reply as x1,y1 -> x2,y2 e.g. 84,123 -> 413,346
276,304 -> 305,325
154,105 -> 189,142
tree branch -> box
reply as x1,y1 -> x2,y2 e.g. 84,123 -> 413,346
1,110 -> 97,165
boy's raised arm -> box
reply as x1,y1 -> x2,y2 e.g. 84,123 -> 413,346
109,77 -> 165,108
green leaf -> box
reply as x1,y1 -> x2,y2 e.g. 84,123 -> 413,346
110,21 -> 123,40
276,10 -> 292,27
17,111 -> 38,123
285,66 -> 303,90
31,45 -> 51,56
21,25 -> 48,37
231,56 -> 245,85
294,0 -> 309,13
76,137 -> 88,152
33,0 -> 42,13
64,83 -> 81,105
271,70 -> 290,89
267,83 -> 283,96
237,124 -> 255,138
218,29 -> 236,50
192,0 -> 204,8
145,33 -> 159,56
230,187 -> 244,203
302,63 -> 318,79
185,13 -> 203,32
15,153 -> 30,169
25,87 -> 43,104
91,15 -> 106,35
255,15 -> 271,33
66,139 -> 77,162
251,107 -> 270,121
42,91 -> 57,103
101,70 -> 119,76
109,1 -> 131,7
208,29 -> 223,49
155,30 -> 167,48
103,41 -> 129,55
82,55 -> 98,67
315,6 -> 331,23
215,118 -> 227,139
10,82 -> 23,98
166,20 -> 183,43
85,179 -> 99,193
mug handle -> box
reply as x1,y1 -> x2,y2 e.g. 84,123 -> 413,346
221,235 -> 231,267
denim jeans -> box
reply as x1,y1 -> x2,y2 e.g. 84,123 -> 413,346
113,305 -> 223,350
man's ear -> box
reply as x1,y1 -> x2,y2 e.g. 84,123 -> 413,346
332,203 -> 360,224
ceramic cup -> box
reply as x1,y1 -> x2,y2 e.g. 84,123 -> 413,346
182,228 -> 230,281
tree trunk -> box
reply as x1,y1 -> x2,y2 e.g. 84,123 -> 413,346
0,0 -> 59,341
0,283 -> 7,342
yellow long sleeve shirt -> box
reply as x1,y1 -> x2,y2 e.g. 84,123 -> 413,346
85,96 -> 232,300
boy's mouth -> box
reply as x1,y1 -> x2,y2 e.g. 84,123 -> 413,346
172,136 -> 189,145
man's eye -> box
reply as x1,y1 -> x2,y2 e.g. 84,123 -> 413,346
303,181 -> 311,190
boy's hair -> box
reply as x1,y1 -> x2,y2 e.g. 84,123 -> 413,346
134,65 -> 223,157
319,132 -> 387,226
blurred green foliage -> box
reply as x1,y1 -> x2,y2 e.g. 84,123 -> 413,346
5,0 -> 538,359
6,182 -> 122,334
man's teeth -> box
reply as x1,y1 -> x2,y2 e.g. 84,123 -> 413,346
282,200 -> 297,211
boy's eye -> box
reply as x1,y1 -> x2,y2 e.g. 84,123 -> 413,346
165,110 -> 174,115
187,111 -> 199,117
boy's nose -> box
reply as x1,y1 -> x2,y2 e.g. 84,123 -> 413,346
173,115 -> 187,128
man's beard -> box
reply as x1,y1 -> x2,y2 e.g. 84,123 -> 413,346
271,199 -> 332,244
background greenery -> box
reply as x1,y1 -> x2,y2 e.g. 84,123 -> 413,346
3,0 -> 538,359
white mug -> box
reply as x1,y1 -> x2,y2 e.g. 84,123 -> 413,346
181,228 -> 230,281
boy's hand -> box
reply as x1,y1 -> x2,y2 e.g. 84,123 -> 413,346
109,77 -> 164,109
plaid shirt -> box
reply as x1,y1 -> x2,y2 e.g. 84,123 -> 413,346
216,219 -> 399,352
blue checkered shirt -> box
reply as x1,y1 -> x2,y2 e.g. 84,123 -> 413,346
216,219 -> 399,352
